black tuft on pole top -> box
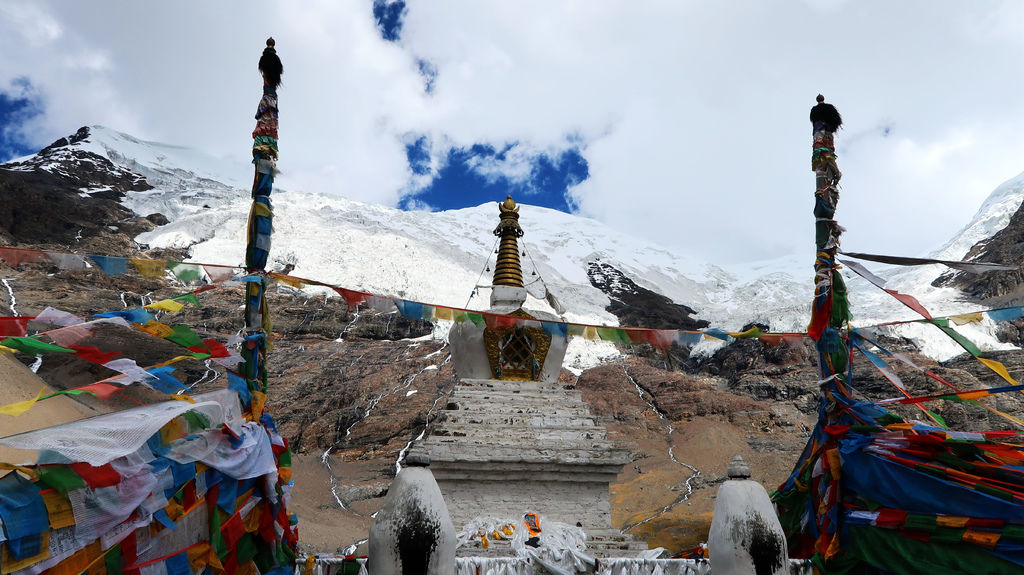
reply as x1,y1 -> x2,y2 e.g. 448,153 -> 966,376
259,37 -> 283,89
810,94 -> 842,133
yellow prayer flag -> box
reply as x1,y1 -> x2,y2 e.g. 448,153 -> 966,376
304,555 -> 316,575
0,464 -> 36,481
434,306 -> 453,321
187,542 -> 212,573
936,515 -> 970,528
279,467 -> 292,483
582,326 -> 598,340
275,275 -> 305,289
0,387 -> 46,417
145,299 -> 186,313
41,490 -> 76,529
131,258 -> 167,278
963,528 -> 1000,549
977,357 -> 1020,386
235,488 -> 255,510
161,417 -> 186,444
47,542 -> 102,575
950,312 -> 985,326
243,504 -> 262,533
139,320 -> 175,338
825,448 -> 842,480
250,390 -> 267,419
0,345 -> 14,354
165,498 -> 185,521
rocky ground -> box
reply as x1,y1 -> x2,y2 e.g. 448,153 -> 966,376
5,142 -> 1024,555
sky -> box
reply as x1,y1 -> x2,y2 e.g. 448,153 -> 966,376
2,1 -> 1024,265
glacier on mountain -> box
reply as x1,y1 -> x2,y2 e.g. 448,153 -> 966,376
10,125 -> 1024,368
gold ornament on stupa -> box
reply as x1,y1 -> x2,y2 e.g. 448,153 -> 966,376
492,196 -> 525,287
483,196 -> 551,380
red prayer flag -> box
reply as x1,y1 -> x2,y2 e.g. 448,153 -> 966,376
74,382 -> 123,400
885,289 -> 933,321
201,338 -> 230,358
222,512 -> 246,548
0,247 -> 41,267
334,288 -> 368,308
70,462 -> 122,488
0,317 -> 30,337
69,345 -> 121,365
258,501 -> 276,542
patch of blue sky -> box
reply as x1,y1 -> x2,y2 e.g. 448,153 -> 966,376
401,139 -> 588,214
0,77 -> 44,163
372,0 -> 406,43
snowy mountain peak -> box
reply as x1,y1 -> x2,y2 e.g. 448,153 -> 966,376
6,126 -> 1024,364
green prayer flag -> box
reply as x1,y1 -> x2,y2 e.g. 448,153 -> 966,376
0,337 -> 74,355
278,448 -> 292,468
236,533 -> 259,565
925,409 -> 948,428
171,292 -> 201,307
167,262 -> 203,283
165,324 -> 203,348
182,410 -> 211,431
903,513 -> 937,533
848,524 -> 1015,575
105,541 -> 123,575
596,327 -> 631,344
37,465 -> 86,495
467,313 -> 485,327
930,318 -> 983,357
210,507 -> 227,558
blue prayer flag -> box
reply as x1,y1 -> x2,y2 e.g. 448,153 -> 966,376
89,255 -> 128,276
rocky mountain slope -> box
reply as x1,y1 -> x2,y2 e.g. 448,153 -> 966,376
3,127 -> 1024,555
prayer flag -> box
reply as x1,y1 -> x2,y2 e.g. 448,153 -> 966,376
204,265 -> 236,283
0,472 -> 48,558
45,253 -> 89,271
0,388 -> 47,416
0,318 -> 29,337
94,308 -> 154,325
987,307 -> 1024,323
171,292 -> 202,307
131,258 -> 166,278
950,312 -> 984,326
89,255 -> 128,276
0,247 -> 41,267
0,337 -> 74,355
167,262 -> 203,283
164,552 -> 190,575
40,490 -> 75,529
165,325 -> 203,348
71,382 -> 121,400
69,463 -> 122,489
139,320 -> 175,338
977,358 -> 1020,386
146,299 -> 186,313
69,346 -> 121,365
37,466 -> 86,495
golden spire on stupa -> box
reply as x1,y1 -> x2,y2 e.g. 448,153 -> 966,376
492,195 -> 524,287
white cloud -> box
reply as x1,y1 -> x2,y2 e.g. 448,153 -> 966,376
3,1 -> 1024,266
